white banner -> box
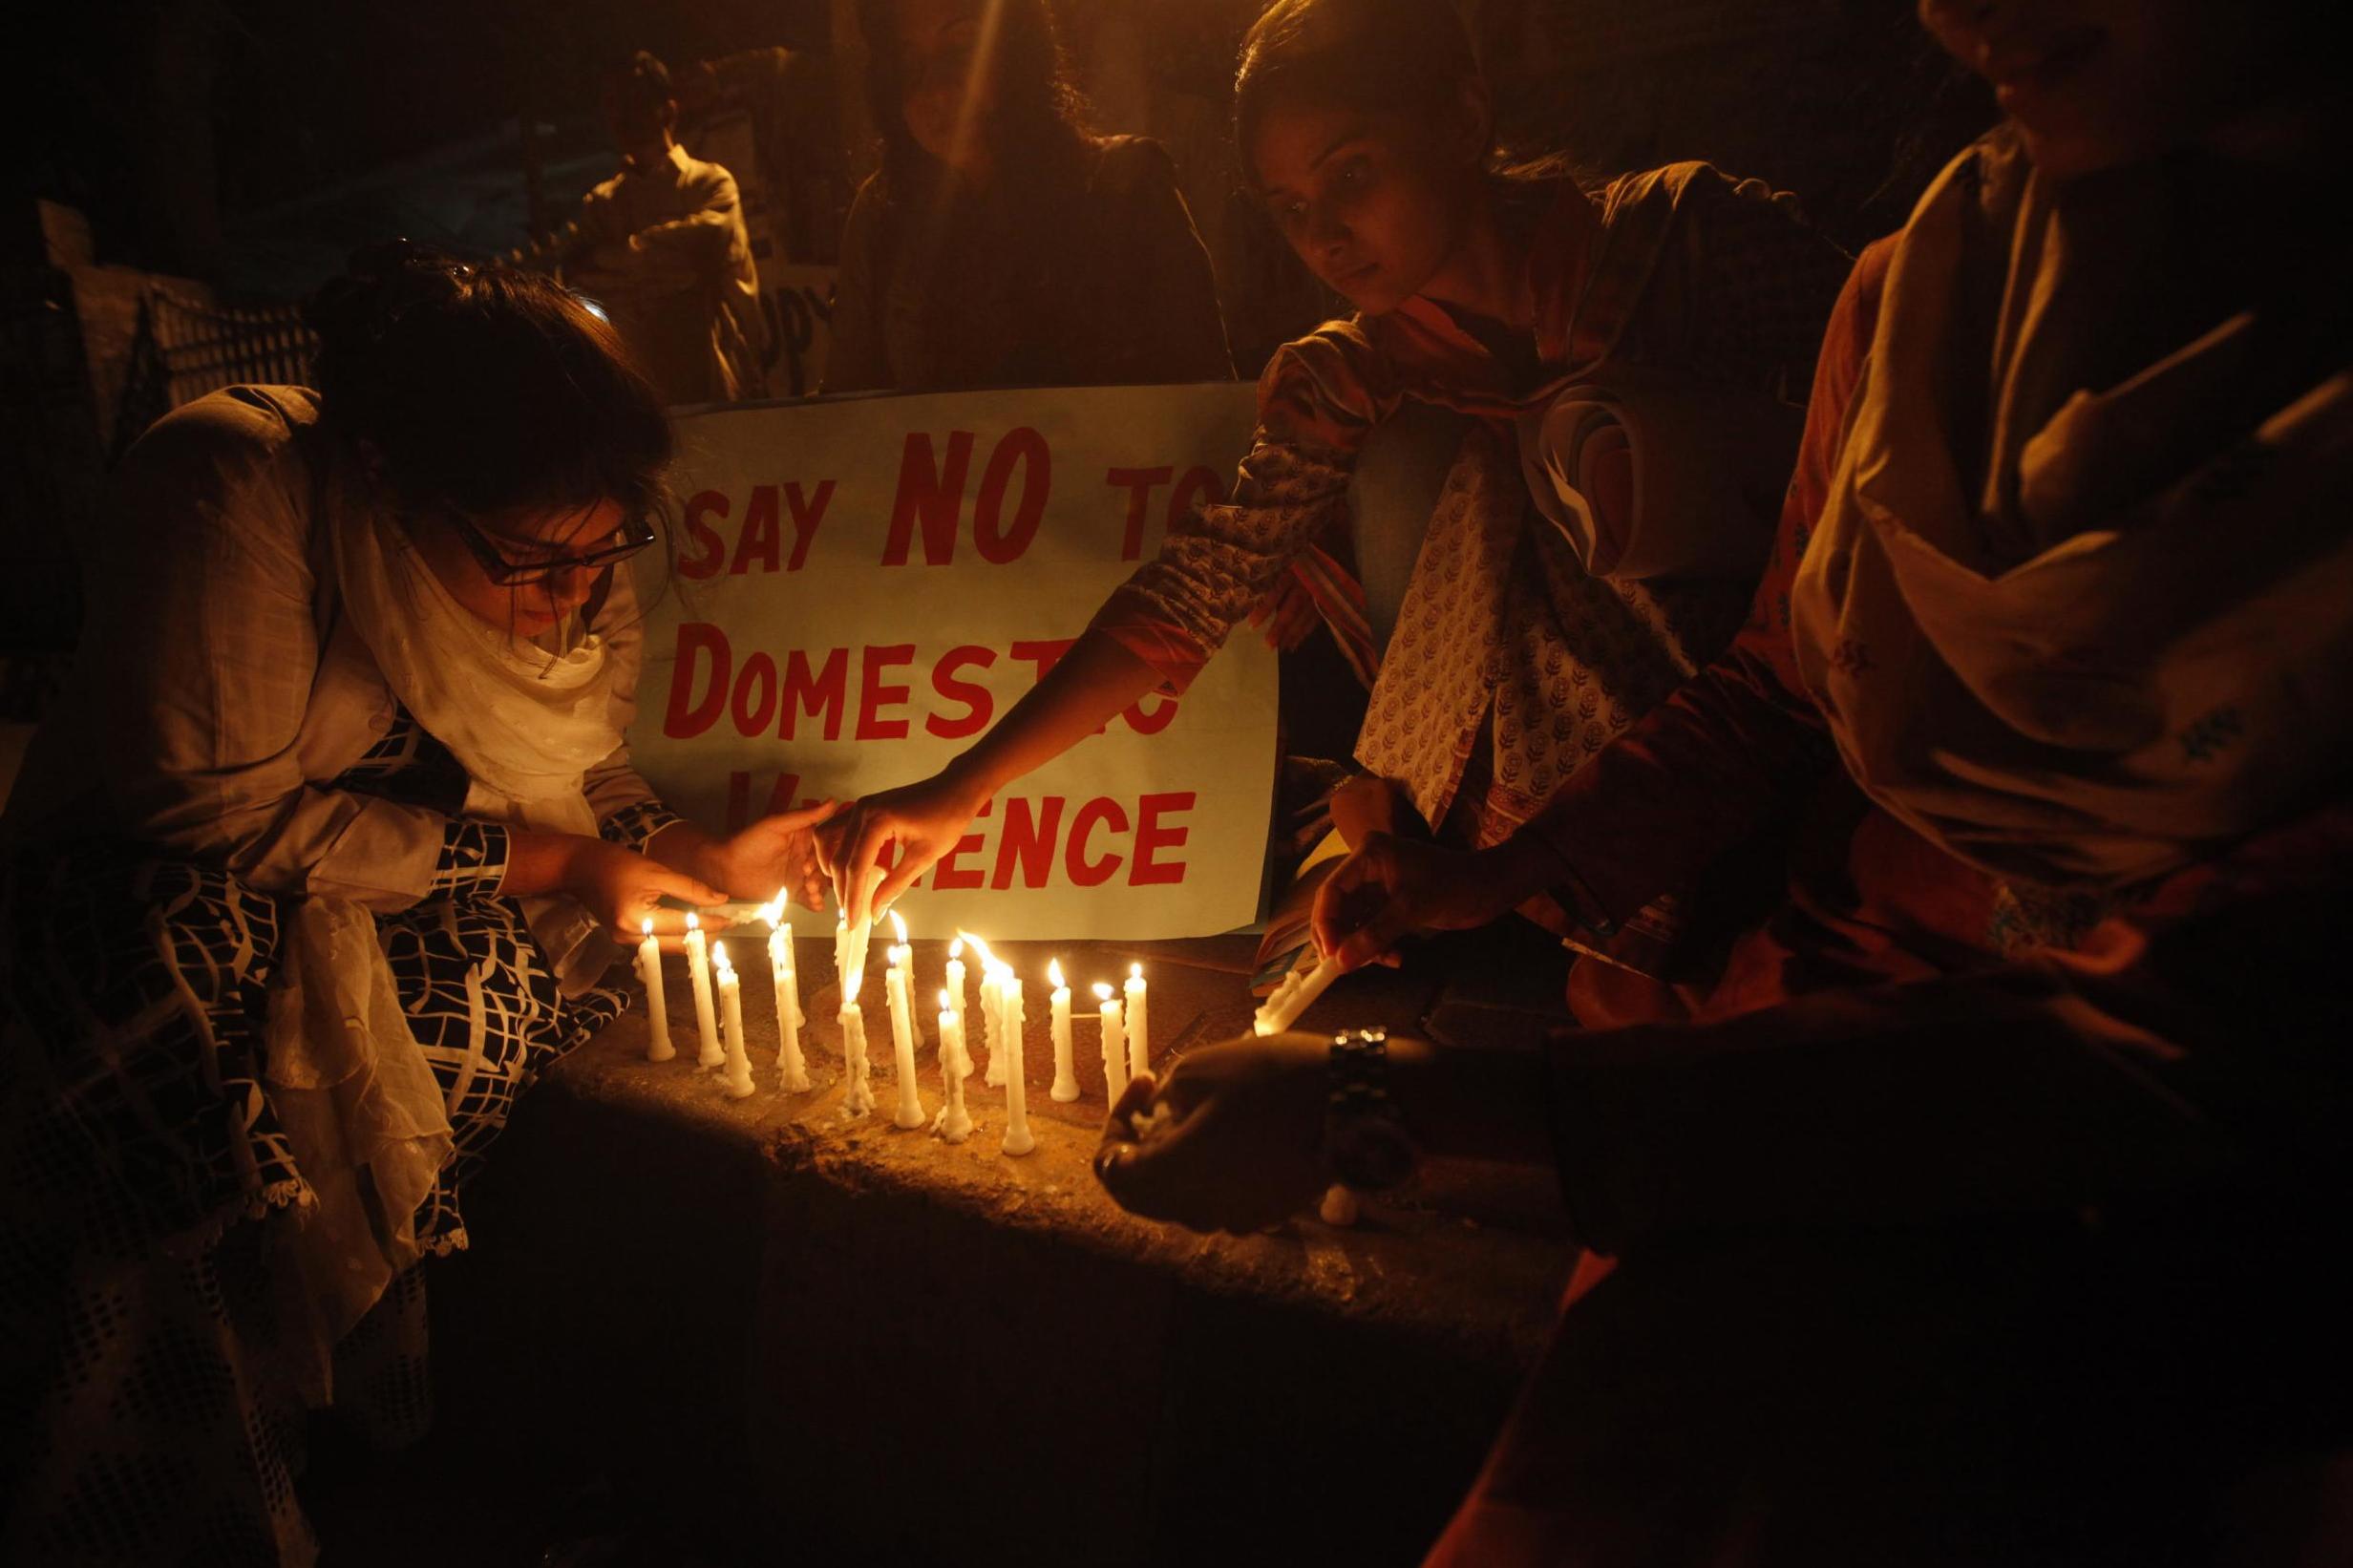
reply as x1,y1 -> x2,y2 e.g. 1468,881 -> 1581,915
632,383 -> 1275,940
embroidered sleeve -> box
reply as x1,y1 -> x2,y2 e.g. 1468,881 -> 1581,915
1088,328 -> 1386,690
432,818 -> 512,894
599,798 -> 685,854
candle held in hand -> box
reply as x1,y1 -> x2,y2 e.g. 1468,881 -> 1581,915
1252,953 -> 1342,1036
638,919 -> 674,1062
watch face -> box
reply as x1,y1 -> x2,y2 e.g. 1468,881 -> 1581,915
1332,1121 -> 1417,1192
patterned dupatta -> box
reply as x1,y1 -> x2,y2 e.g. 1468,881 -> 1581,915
1791,131 -> 2353,893
1352,168 -> 1771,844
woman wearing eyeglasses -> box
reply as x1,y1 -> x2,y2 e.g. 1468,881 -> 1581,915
0,246 -> 832,1565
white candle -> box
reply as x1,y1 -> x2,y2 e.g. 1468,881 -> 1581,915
1094,982 -> 1128,1104
885,942 -> 923,1130
934,991 -> 972,1143
637,918 -> 674,1062
1047,959 -> 1078,1102
945,937 -> 969,1043
841,916 -> 873,1006
840,987 -> 874,1117
713,943 -> 754,1099
979,964 -> 1005,1089
1000,972 -> 1033,1155
1124,962 -> 1150,1083
767,901 -> 808,1091
684,913 -> 723,1069
1253,953 -> 1343,1036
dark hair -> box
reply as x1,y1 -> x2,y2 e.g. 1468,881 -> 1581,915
306,243 -> 672,531
856,0 -> 1092,192
604,50 -> 675,137
1234,0 -> 1484,177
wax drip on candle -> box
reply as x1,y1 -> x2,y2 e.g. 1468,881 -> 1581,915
713,941 -> 755,1099
840,967 -> 874,1117
766,895 -> 810,1091
638,918 -> 675,1062
999,972 -> 1033,1156
1094,981 -> 1129,1104
932,986 -> 972,1142
1047,959 -> 1079,1102
885,943 -> 924,1129
1252,952 -> 1342,1036
685,912 -> 724,1069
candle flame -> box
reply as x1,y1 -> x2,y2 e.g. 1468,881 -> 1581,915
1092,982 -> 1114,1002
948,937 -> 964,959
843,967 -> 862,996
1048,958 -> 1065,988
765,892 -> 788,928
837,914 -> 848,931
687,911 -> 700,931
890,908 -> 908,943
1130,962 -> 1143,981
888,944 -> 902,968
958,931 -> 996,969
712,940 -> 731,969
937,987 -> 951,1010
641,917 -> 652,937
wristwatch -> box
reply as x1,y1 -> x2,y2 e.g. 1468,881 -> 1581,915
1325,1028 -> 1420,1193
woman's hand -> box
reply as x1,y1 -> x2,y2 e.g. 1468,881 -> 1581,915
818,767 -> 993,925
1310,833 -> 1533,972
567,839 -> 728,943
1092,1033 -> 1330,1234
1246,570 -> 1323,652
696,800 -> 842,908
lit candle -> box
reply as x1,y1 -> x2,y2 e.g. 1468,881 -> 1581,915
944,937 -> 969,1044
684,913 -> 723,1069
934,989 -> 972,1142
841,915 -> 873,1007
885,937 -> 924,1130
1047,959 -> 1078,1102
1124,962 -> 1150,1083
637,918 -> 674,1062
766,899 -> 808,1091
840,975 -> 874,1117
1094,982 -> 1128,1103
1252,953 -> 1343,1036
1000,970 -> 1033,1156
713,942 -> 754,1099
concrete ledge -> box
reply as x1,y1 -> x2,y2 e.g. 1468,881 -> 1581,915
434,937 -> 1576,1566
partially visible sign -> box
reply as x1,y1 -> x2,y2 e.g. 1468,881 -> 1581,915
632,383 -> 1274,940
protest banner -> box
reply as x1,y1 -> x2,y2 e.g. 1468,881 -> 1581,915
631,383 -> 1275,941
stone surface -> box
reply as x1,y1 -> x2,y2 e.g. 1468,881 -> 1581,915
431,934 -> 1579,1566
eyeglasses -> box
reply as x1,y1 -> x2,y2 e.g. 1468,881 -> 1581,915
444,508 -> 658,586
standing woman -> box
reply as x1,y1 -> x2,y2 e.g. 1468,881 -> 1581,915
0,247 -> 831,1565
822,0 -> 1234,392
824,0 -> 1851,937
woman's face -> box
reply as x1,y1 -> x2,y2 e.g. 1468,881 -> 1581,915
1918,0 -> 2273,178
1250,96 -> 1483,318
894,0 -> 994,175
413,499 -> 622,637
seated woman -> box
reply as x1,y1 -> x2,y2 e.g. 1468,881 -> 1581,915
822,0 -> 1851,931
0,248 -> 833,1566
821,0 -> 1233,392
1095,0 -> 2353,1560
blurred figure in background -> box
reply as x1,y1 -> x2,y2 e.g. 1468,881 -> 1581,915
521,51 -> 768,406
823,0 -> 1231,392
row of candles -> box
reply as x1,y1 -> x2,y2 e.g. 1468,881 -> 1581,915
633,903 -> 1155,1158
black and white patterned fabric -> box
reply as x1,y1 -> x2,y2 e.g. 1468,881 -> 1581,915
0,705 -> 656,1566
